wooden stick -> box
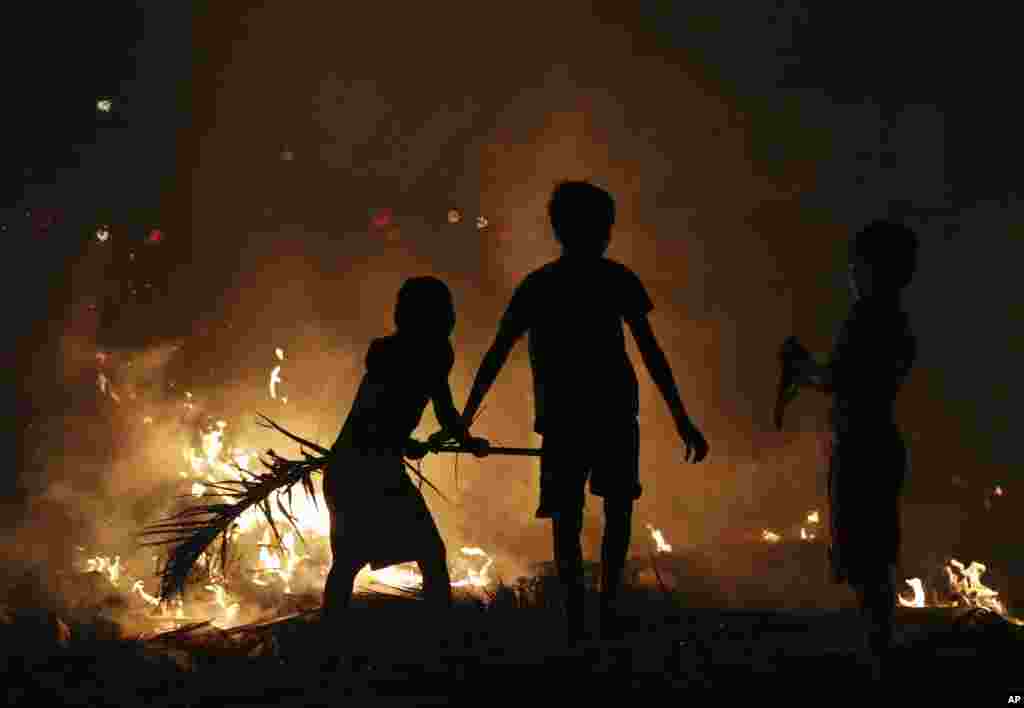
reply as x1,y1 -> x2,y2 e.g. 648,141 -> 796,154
434,445 -> 541,457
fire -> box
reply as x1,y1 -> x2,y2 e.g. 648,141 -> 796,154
761,530 -> 781,543
646,524 -> 672,553
898,558 -> 1017,620
355,547 -> 496,591
898,578 -> 926,608
86,555 -> 122,586
269,366 -> 282,400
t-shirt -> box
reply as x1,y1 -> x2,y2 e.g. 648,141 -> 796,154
828,295 -> 916,437
335,334 -> 454,450
499,256 -> 654,434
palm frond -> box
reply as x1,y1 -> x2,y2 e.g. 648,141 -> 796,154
139,417 -> 330,601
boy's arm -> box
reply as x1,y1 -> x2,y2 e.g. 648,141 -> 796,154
625,313 -> 694,428
460,328 -> 518,427
431,379 -> 473,444
795,357 -> 833,391
461,279 -> 531,427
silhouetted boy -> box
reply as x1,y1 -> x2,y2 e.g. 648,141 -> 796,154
781,220 -> 918,680
322,277 -> 488,625
456,180 -> 709,643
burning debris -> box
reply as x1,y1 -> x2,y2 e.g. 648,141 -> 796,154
898,558 -> 1017,621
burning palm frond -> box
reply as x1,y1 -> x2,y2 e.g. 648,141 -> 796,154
139,414 -> 463,602
140,414 -> 330,601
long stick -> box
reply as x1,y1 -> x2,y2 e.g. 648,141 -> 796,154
433,444 -> 541,457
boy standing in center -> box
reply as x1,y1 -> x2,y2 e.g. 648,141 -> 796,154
452,180 -> 709,643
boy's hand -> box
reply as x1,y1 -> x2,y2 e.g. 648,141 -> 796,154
465,436 -> 490,458
677,419 -> 709,463
427,429 -> 455,452
404,438 -> 431,460
780,336 -> 810,364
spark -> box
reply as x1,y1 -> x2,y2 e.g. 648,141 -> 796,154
475,215 -> 489,230
97,99 -> 112,112
270,365 -> 282,399
275,348 -> 284,361
96,227 -> 110,242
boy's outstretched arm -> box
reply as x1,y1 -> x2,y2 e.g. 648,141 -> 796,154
460,329 -> 518,427
626,313 -> 709,462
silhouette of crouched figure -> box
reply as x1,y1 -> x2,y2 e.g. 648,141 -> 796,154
321,277 -> 486,630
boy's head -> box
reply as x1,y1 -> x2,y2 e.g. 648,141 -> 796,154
848,220 -> 919,298
395,276 -> 456,337
548,180 -> 615,257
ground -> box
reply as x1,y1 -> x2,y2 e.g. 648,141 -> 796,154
4,591 -> 1022,704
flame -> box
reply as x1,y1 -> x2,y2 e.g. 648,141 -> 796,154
205,582 -> 241,626
97,99 -> 112,112
646,524 -> 672,553
275,348 -> 284,361
806,510 -> 820,524
86,555 -> 122,586
898,578 -> 926,608
761,530 -> 781,543
269,365 -> 282,399
897,558 -> 1016,620
357,547 -> 496,591
132,580 -> 162,607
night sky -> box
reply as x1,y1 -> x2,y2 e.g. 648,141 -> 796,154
8,3 -> 1020,568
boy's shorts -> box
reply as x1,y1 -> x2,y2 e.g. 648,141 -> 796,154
536,419 -> 641,519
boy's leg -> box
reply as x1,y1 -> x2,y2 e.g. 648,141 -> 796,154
322,550 -> 364,622
600,497 -> 633,639
417,541 -> 453,609
551,501 -> 585,643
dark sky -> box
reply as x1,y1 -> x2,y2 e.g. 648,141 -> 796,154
9,3 -> 1020,560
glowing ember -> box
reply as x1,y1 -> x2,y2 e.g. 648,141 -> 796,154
761,530 -> 781,543
269,365 -> 282,400
898,578 -> 926,608
646,524 -> 672,553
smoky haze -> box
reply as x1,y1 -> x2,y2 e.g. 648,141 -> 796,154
18,3 -> 1016,604
170,4 -> 831,570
